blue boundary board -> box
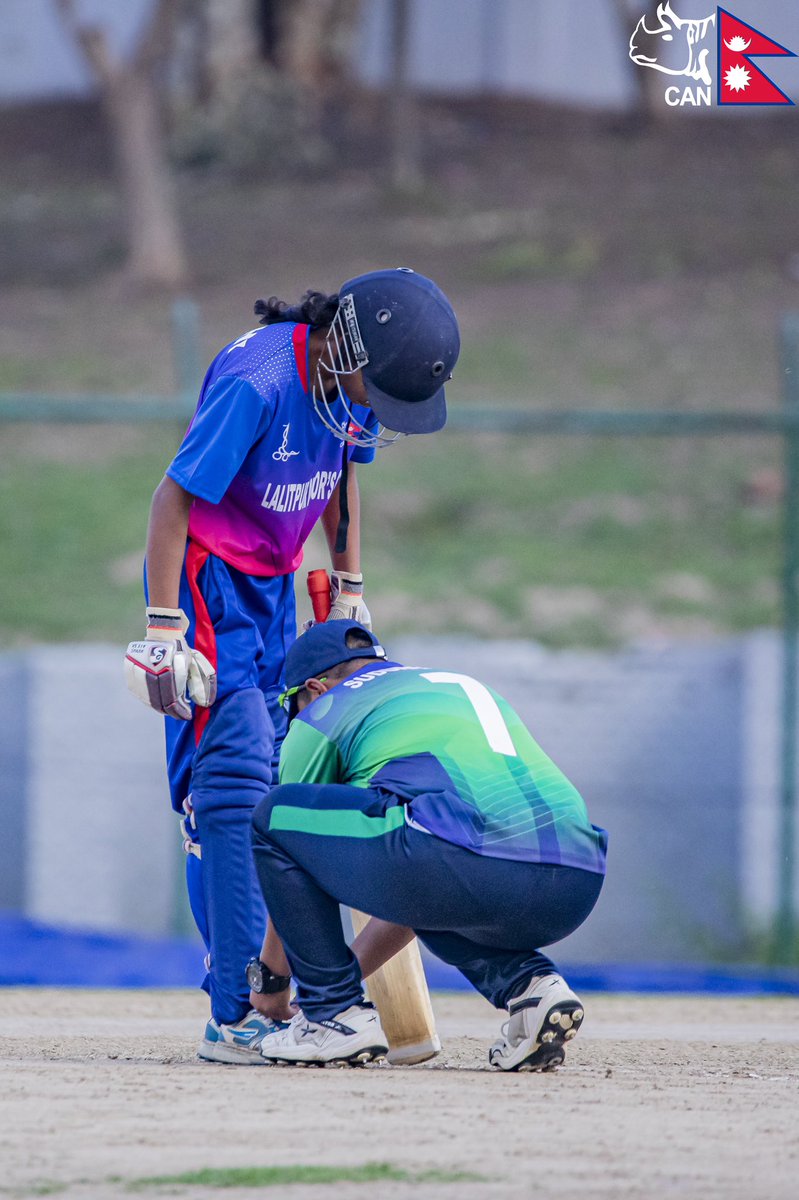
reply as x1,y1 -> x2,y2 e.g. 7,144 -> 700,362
2,914 -> 799,995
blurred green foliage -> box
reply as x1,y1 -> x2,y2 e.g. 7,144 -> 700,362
0,420 -> 781,648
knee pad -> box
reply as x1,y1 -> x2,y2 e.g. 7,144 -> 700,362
191,688 -> 274,816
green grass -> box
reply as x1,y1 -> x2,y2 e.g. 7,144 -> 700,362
0,423 -> 783,648
358,431 -> 783,644
0,428 -> 171,644
126,1163 -> 483,1190
0,352 -> 135,393
476,233 -> 603,282
4,1185 -> 66,1197
0,1165 -> 484,1198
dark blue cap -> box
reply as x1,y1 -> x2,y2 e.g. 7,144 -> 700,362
340,268 -> 460,435
284,621 -> 387,691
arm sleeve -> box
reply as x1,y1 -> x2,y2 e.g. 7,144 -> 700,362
166,376 -> 273,503
279,721 -> 343,785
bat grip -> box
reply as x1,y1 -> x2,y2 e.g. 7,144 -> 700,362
307,569 -> 332,623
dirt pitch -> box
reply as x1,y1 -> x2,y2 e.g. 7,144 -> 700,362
2,988 -> 798,1200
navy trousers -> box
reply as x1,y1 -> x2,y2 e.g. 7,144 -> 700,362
251,782 -> 604,1021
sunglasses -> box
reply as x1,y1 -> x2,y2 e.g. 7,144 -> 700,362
278,677 -> 328,720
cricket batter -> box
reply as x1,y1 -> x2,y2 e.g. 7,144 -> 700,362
251,621 -> 608,1071
124,270 -> 460,1061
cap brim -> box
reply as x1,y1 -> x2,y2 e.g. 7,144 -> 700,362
363,378 -> 447,435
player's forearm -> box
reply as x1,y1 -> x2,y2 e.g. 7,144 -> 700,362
320,464 -> 361,573
145,476 -> 193,608
257,916 -> 415,986
352,917 -> 416,979
249,922 -> 296,1022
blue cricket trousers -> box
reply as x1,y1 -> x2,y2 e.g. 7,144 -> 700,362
158,542 -> 295,1025
251,782 -> 604,1022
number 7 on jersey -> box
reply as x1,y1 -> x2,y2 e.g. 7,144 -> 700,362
420,672 -> 517,757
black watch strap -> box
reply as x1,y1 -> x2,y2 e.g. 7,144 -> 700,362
246,957 -> 291,995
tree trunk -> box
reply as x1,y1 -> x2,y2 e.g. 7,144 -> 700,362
279,0 -> 362,125
104,68 -> 188,287
613,0 -> 666,127
388,0 -> 422,192
56,0 -> 189,289
205,0 -> 260,96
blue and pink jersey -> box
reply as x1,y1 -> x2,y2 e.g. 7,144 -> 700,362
167,323 -> 376,576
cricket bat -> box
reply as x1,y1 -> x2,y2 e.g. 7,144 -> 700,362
306,569 -> 442,1065
350,910 -> 441,1065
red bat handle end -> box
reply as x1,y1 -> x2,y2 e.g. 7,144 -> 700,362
307,569 -> 332,622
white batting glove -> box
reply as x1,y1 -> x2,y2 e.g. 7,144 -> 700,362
124,607 -> 217,721
328,572 -> 372,630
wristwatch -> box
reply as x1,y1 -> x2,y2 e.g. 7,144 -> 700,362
246,958 -> 291,994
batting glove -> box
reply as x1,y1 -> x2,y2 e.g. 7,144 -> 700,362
328,571 -> 372,630
124,607 -> 217,721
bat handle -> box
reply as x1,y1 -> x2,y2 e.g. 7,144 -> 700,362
307,569 -> 332,623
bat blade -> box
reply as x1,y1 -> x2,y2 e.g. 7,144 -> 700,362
350,909 -> 441,1064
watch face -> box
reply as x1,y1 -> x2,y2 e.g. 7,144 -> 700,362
246,959 -> 263,992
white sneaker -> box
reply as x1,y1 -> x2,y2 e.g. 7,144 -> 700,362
488,973 -> 585,1072
198,1010 -> 288,1065
260,1002 -> 388,1067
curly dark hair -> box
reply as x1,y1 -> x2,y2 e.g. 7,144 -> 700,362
254,290 -> 339,328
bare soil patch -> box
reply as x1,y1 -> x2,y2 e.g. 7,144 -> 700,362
2,989 -> 798,1200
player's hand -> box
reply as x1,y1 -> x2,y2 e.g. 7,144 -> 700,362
249,988 -> 298,1023
124,607 -> 217,721
328,571 -> 372,629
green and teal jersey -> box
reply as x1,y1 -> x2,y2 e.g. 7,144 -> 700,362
278,662 -> 607,873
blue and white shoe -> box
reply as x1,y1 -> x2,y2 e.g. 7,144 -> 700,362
198,1010 -> 289,1065
488,974 -> 585,1072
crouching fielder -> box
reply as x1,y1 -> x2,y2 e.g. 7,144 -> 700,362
251,621 -> 608,1071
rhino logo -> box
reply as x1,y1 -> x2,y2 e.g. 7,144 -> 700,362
630,2 -> 716,87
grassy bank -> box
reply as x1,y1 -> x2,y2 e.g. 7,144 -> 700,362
0,422 -> 781,648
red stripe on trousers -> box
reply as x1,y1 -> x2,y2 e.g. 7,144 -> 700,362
185,541 -> 216,746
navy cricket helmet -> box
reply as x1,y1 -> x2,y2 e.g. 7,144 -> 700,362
312,268 -> 460,446
340,268 -> 461,435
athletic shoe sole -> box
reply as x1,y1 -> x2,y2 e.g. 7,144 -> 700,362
262,1044 -> 388,1068
489,997 -> 585,1073
198,1038 -> 269,1065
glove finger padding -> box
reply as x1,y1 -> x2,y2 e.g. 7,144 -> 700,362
327,596 -> 372,629
328,571 -> 372,629
125,638 -> 193,721
187,648 -> 217,708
